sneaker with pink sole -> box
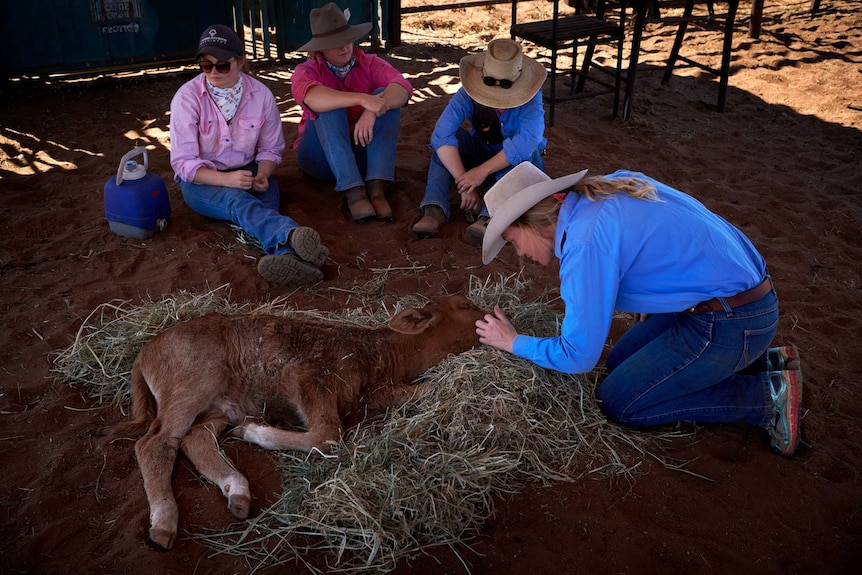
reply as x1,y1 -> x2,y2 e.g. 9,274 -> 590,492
767,345 -> 800,372
767,369 -> 803,457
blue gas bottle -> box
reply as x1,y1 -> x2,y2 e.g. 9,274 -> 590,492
104,147 -> 171,239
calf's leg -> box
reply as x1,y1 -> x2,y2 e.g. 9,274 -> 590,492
180,411 -> 251,520
233,396 -> 342,453
134,421 -> 183,550
233,419 -> 342,453
364,380 -> 436,412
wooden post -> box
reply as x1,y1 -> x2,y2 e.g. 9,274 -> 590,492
389,0 -> 402,47
749,0 -> 765,39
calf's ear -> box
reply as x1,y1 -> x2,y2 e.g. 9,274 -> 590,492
388,307 -> 436,334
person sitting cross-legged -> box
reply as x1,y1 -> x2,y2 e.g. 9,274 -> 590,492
170,24 -> 328,286
291,3 -> 413,223
413,38 -> 547,244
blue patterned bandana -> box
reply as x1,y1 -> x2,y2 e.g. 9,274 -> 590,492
326,55 -> 356,80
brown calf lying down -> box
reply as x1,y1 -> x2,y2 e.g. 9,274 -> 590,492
108,294 -> 486,550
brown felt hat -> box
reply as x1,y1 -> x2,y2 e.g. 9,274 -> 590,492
298,3 -> 373,52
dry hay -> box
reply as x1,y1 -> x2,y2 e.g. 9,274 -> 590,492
52,273 -> 686,574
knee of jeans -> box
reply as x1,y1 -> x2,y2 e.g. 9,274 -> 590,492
596,383 -> 631,424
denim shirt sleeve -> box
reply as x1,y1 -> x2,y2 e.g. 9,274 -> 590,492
500,90 -> 547,165
430,88 -> 472,150
511,196 -> 619,374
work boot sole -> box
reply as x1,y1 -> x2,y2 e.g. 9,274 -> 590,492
289,227 -> 329,267
768,369 -> 803,457
258,254 -> 323,286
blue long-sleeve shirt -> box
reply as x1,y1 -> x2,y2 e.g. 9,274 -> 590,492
429,87 -> 547,164
512,170 -> 767,374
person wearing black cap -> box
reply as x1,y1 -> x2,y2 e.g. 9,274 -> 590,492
170,24 -> 329,286
291,3 -> 413,222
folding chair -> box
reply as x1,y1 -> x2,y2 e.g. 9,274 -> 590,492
511,0 -> 630,126
659,0 -> 741,112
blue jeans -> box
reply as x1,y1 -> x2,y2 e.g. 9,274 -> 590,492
420,128 -> 545,218
179,162 -> 298,256
597,283 -> 779,428
295,96 -> 401,192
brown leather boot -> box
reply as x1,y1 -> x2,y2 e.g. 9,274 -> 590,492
345,186 -> 375,222
411,205 -> 446,238
465,215 -> 489,246
366,179 -> 393,221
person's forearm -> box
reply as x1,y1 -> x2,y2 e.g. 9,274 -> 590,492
475,150 -> 510,180
302,85 -> 362,113
255,159 -> 277,179
381,83 -> 410,110
436,145 -> 466,178
192,166 -> 229,186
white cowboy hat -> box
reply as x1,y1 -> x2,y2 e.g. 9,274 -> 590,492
298,3 -> 372,52
459,38 -> 547,109
482,163 -> 588,264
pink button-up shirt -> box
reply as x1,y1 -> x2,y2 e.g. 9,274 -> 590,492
169,73 -> 285,183
290,48 -> 413,151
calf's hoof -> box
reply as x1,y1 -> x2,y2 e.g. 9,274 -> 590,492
228,492 -> 251,519
149,527 -> 176,550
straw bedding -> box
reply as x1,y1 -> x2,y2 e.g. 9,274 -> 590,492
53,274 -> 679,574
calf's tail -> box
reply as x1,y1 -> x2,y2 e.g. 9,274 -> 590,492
102,358 -> 156,438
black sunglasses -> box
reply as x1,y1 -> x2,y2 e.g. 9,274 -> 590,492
483,76 -> 515,89
199,60 -> 233,74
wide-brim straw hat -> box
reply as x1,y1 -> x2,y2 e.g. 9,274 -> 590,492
460,38 -> 547,109
482,163 -> 588,264
298,3 -> 372,52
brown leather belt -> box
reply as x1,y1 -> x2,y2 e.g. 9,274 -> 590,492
687,277 -> 773,314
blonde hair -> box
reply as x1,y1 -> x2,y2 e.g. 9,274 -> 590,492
514,174 -> 658,234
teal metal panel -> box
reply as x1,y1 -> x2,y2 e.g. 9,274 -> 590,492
274,0 -> 382,52
0,0 -> 395,78
2,0 -> 230,79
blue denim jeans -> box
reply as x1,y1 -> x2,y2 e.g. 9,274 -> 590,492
179,162 -> 298,256
597,284 -> 779,428
419,128 -> 545,218
295,96 -> 401,192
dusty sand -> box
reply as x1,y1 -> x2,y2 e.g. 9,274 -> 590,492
1,1 -> 860,573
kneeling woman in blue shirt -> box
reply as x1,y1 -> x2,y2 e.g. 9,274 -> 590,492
475,163 -> 803,457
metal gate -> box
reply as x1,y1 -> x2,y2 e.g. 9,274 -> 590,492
1,0 -> 392,81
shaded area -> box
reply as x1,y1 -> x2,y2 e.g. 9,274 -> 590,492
1,2 -> 861,574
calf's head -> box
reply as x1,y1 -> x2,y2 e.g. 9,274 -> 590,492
387,294 -> 486,359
